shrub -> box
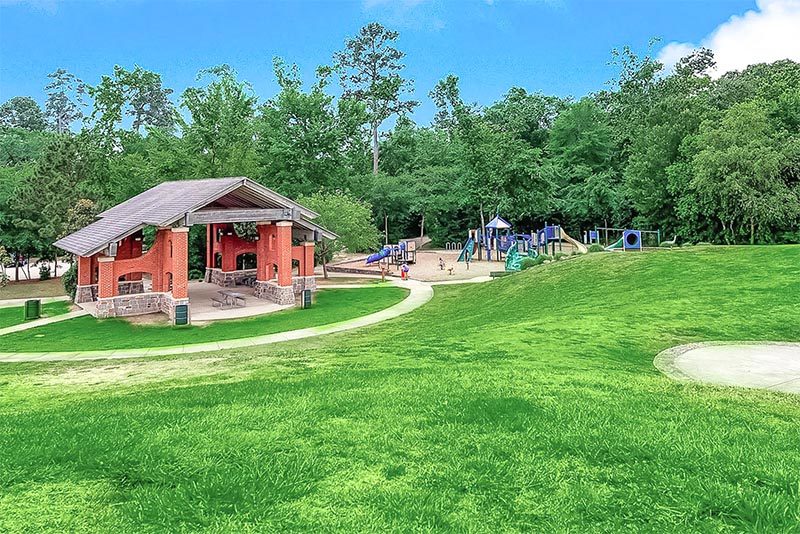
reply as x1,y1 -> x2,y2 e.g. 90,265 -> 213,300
62,262 -> 77,301
38,263 -> 51,280
588,243 -> 605,253
188,269 -> 204,280
554,252 -> 569,261
520,257 -> 537,270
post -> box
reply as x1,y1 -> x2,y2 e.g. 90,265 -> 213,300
170,227 -> 190,299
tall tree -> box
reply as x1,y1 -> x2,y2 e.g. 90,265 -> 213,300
258,58 -> 368,197
44,68 -> 87,133
88,65 -> 176,138
334,22 -> 419,174
298,191 -> 380,278
0,97 -> 48,131
180,65 -> 258,177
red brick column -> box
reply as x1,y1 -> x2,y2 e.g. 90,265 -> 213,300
77,256 -> 93,285
206,224 -> 213,268
256,222 -> 275,281
171,227 -> 189,299
302,242 -> 315,276
276,221 -> 293,287
97,257 -> 116,298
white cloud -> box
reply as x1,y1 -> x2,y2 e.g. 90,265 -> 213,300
657,0 -> 800,77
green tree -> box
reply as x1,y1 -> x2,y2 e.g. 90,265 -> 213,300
690,101 -> 800,244
298,191 -> 380,278
44,68 -> 88,133
180,65 -> 258,177
88,65 -> 176,138
334,22 -> 419,174
258,58 -> 368,197
0,97 -> 48,131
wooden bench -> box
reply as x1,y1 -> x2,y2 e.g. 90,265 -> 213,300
490,271 -> 513,279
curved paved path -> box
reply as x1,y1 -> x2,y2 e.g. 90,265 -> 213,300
655,342 -> 800,394
0,279 -> 435,363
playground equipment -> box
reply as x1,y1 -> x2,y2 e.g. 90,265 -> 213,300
504,242 -> 524,271
536,224 -> 588,255
365,240 -> 417,266
592,227 -> 660,251
460,219 -> 538,263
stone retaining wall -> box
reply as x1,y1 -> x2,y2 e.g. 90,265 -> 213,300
292,276 -> 317,294
254,280 -> 295,305
205,267 -> 257,287
118,280 -> 145,295
94,292 -> 190,324
75,284 -> 98,304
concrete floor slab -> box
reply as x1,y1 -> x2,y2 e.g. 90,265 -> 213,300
655,342 -> 800,394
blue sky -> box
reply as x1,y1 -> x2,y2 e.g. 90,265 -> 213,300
0,0 -> 780,126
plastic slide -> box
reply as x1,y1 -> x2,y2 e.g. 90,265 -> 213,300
457,237 -> 475,262
604,237 -> 624,251
504,242 -> 523,271
365,247 -> 391,264
558,229 -> 588,254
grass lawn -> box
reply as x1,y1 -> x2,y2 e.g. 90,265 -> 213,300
1,246 -> 799,532
0,301 -> 72,330
0,278 -> 66,299
0,286 -> 408,352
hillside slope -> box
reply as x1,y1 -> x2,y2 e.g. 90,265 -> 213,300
1,246 -> 799,533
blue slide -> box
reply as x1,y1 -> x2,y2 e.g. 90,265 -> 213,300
366,242 -> 406,264
457,237 -> 475,262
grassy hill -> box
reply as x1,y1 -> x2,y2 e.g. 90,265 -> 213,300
1,246 -> 799,532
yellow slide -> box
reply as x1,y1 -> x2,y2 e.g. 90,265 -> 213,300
559,229 -> 588,254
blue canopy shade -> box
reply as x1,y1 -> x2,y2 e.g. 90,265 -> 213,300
485,215 -> 512,230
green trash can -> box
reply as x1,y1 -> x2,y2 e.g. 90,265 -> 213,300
174,304 -> 189,326
301,289 -> 312,309
24,299 -> 41,321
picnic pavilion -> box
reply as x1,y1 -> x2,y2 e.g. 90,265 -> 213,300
54,177 -> 335,324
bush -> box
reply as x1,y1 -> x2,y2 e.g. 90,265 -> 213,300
554,252 -> 568,261
38,263 -> 51,280
188,269 -> 204,280
520,257 -> 537,270
588,243 -> 605,253
62,262 -> 77,301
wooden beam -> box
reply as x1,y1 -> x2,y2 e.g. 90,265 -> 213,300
186,208 -> 298,225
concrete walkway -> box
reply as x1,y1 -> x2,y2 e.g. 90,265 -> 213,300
0,295 -> 71,308
0,279 -> 434,362
0,308 -> 89,337
655,342 -> 800,394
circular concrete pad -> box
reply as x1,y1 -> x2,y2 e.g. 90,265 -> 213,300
655,342 -> 800,394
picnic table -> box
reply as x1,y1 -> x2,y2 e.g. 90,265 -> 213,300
213,290 -> 247,308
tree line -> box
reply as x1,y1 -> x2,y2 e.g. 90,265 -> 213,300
2,23 -> 799,282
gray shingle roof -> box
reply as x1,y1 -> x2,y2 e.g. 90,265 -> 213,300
54,177 -> 334,257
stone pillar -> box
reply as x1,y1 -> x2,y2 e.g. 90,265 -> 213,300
171,227 -> 190,299
254,221 -> 295,305
97,256 -> 116,298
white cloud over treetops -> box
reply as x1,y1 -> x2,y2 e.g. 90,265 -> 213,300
658,0 -> 800,77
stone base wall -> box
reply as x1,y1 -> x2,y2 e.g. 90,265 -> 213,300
75,284 -> 98,304
292,276 -> 317,294
118,280 -> 145,295
94,292 -> 190,324
205,267 -> 257,287
254,280 -> 296,305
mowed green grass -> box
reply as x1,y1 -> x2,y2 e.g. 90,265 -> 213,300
0,287 -> 408,352
0,301 -> 71,329
1,246 -> 799,533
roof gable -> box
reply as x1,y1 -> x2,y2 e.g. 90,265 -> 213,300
55,177 -> 329,257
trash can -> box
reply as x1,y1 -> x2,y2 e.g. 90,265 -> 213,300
24,299 -> 41,321
174,304 -> 189,325
301,289 -> 312,309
